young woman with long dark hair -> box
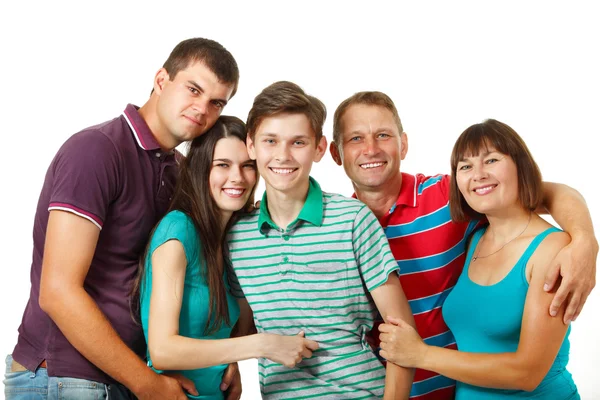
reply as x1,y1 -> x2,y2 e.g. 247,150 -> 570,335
136,116 -> 318,399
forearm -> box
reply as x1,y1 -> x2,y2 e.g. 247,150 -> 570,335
421,346 -> 538,391
542,182 -> 596,240
41,286 -> 153,393
150,334 -> 264,371
384,362 -> 413,400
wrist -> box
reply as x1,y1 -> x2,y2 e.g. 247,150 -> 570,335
571,232 -> 599,253
253,333 -> 268,359
128,364 -> 157,395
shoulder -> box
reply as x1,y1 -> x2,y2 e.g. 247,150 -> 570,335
322,191 -> 365,209
528,227 -> 570,274
415,173 -> 448,192
154,211 -> 196,238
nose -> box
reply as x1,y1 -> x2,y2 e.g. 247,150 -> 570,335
472,162 -> 488,181
362,136 -> 379,156
230,165 -> 244,183
192,97 -> 209,115
274,143 -> 291,162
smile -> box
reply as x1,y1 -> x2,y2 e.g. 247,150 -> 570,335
269,167 -> 297,175
473,184 -> 497,195
360,162 -> 386,169
223,188 -> 245,198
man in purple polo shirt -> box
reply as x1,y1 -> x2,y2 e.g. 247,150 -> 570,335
5,38 -> 239,400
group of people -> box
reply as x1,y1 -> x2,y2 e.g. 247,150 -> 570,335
4,37 -> 597,400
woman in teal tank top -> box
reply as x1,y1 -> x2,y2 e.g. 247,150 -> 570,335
134,117 -> 319,399
377,119 -> 579,399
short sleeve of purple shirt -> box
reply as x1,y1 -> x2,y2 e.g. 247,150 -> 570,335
48,129 -> 120,229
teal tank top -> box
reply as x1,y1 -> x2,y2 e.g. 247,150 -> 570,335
140,210 -> 240,399
442,226 -> 579,399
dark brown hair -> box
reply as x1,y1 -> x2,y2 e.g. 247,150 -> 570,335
332,91 -> 403,145
162,37 -> 240,98
133,116 -> 256,334
246,81 -> 326,144
449,119 -> 543,221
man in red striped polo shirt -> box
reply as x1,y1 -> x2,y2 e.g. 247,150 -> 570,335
329,91 -> 597,399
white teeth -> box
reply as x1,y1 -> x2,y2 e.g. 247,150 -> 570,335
475,186 -> 495,194
360,162 -> 384,169
223,189 -> 244,195
271,168 -> 295,174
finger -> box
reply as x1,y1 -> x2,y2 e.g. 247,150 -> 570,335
379,349 -> 389,360
563,293 -> 580,324
220,363 -> 236,391
254,200 -> 261,209
301,348 -> 313,359
573,290 -> 590,321
386,315 -> 404,326
175,375 -> 198,396
305,339 -> 319,351
543,262 -> 561,292
297,330 -> 305,337
378,323 -> 393,333
549,282 -> 571,317
379,332 -> 389,343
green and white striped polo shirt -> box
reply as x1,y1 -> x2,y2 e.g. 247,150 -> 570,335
228,177 -> 399,399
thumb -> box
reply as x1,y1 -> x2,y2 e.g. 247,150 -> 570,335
386,315 -> 405,326
544,262 -> 561,292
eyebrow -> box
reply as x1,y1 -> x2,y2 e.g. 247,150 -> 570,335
187,80 -> 228,105
459,150 -> 497,162
213,158 -> 232,163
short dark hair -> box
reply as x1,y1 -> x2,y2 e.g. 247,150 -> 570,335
246,81 -> 326,144
163,38 -> 239,97
333,91 -> 403,145
449,119 -> 543,221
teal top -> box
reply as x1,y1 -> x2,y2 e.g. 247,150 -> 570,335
140,210 -> 241,400
442,227 -> 579,399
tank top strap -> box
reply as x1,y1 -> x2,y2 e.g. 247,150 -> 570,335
515,226 -> 562,281
465,226 -> 487,269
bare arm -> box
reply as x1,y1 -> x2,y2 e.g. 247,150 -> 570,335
39,211 -> 190,400
147,240 -> 318,371
380,232 -> 571,391
539,182 -> 598,322
370,274 -> 416,400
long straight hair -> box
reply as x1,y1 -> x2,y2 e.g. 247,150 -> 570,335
132,115 -> 256,334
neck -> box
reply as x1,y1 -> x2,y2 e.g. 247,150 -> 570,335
138,97 -> 180,151
354,173 -> 403,218
265,180 -> 310,229
485,206 -> 532,242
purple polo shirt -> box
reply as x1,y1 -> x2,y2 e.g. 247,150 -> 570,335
12,104 -> 178,384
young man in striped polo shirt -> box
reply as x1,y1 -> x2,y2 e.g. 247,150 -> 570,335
329,91 -> 598,400
227,81 -> 416,399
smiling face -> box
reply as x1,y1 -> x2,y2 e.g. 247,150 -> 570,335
209,137 -> 257,221
155,61 -> 234,148
247,113 -> 327,198
330,104 -> 407,193
455,146 -> 520,216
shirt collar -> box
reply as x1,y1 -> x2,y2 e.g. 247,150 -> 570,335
258,177 -> 324,234
121,103 -> 163,151
394,172 -> 418,209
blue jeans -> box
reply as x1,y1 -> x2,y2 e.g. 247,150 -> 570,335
3,354 -> 133,400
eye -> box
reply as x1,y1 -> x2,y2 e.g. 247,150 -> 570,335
377,133 -> 391,139
263,139 -> 275,144
215,163 -> 229,168
294,140 -> 306,146
349,136 -> 362,142
188,87 -> 199,95
243,163 -> 256,169
485,158 -> 499,164
458,164 -> 471,171
211,100 -> 224,109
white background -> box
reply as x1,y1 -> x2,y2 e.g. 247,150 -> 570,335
1,1 -> 598,398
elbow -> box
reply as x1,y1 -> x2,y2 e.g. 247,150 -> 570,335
148,342 -> 174,371
515,371 -> 545,392
39,279 -> 65,316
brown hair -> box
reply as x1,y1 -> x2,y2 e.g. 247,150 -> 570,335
133,116 -> 256,334
246,81 -> 326,144
332,91 -> 403,145
162,37 -> 240,98
449,119 -> 543,221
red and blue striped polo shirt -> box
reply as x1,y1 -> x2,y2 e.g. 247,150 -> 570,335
368,172 -> 479,400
